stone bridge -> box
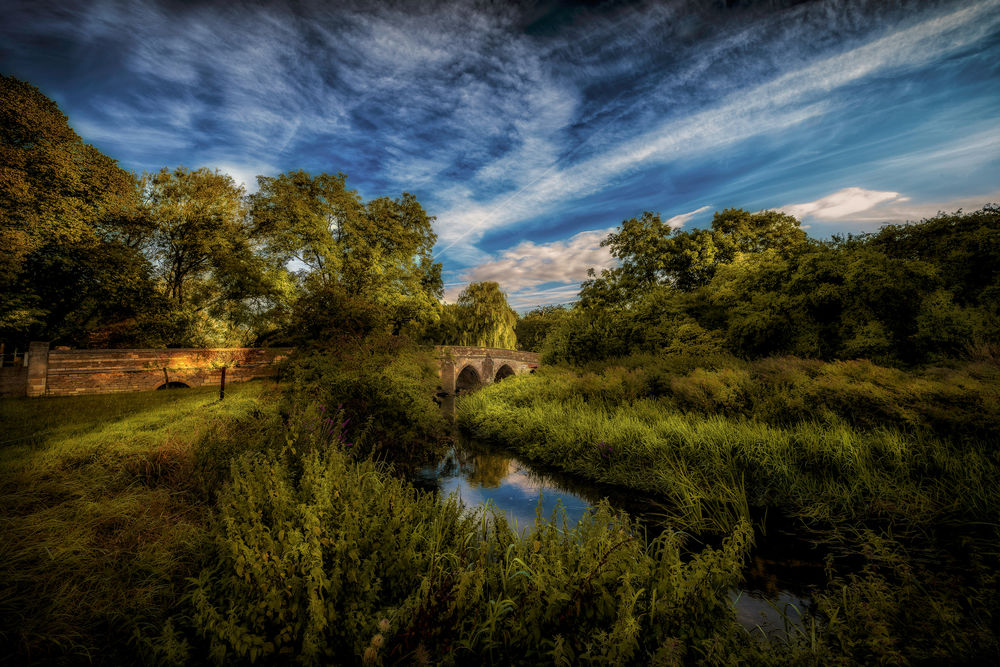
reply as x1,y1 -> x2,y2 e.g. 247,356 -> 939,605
0,342 -> 539,398
436,346 -> 540,395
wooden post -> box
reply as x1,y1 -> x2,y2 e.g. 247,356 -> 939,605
220,366 -> 226,401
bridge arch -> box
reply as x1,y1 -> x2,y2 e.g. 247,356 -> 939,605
436,346 -> 540,395
494,364 -> 515,383
455,365 -> 482,394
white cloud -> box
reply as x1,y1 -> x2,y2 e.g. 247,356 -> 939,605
459,228 -> 615,293
211,162 -> 278,193
666,205 -> 712,229
827,192 -> 1000,225
778,187 -> 906,220
773,188 -> 1000,229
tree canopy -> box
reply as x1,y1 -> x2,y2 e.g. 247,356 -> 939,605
547,206 -> 1000,366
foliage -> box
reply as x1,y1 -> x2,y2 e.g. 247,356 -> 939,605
192,430 -> 754,665
453,281 -> 519,349
549,206 -> 1000,366
0,75 -> 160,345
515,305 -> 568,352
252,171 -> 443,338
283,335 -> 449,464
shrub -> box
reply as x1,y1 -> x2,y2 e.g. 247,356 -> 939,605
191,439 -> 754,665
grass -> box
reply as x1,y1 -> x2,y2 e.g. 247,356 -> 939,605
0,382 -> 282,664
458,362 -> 1000,532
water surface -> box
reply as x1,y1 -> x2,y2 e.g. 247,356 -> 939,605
411,435 -> 823,635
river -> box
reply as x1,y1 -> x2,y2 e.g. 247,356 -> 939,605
410,427 -> 825,637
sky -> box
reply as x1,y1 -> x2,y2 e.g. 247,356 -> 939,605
3,0 -> 999,310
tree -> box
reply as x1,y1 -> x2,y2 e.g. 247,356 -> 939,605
0,75 -> 156,345
251,171 -> 443,336
515,305 -> 568,352
251,170 -> 362,287
142,166 -> 250,305
581,208 -> 808,307
455,282 -> 518,349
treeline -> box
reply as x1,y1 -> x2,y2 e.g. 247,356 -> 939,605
519,206 -> 1000,366
1,75 -> 522,351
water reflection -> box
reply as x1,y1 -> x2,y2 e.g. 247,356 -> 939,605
412,443 -> 594,528
411,433 -> 824,635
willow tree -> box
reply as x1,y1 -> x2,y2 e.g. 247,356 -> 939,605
456,281 -> 518,349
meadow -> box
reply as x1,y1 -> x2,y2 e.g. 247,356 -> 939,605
458,354 -> 1000,662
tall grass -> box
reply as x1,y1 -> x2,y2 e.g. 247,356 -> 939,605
0,383 -> 282,664
458,363 -> 1000,532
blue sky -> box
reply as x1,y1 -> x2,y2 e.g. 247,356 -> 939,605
3,0 -> 999,310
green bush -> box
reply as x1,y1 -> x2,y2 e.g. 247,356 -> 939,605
191,440 -> 755,665
283,335 -> 448,464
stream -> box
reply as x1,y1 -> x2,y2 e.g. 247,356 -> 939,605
410,429 -> 826,636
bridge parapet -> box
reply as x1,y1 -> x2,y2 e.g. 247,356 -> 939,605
436,345 -> 539,394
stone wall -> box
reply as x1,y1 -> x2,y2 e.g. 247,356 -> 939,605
0,367 -> 27,398
1,344 -> 291,398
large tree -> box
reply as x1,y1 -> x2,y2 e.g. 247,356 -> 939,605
251,171 -> 443,335
0,75 -> 158,345
140,166 -> 292,345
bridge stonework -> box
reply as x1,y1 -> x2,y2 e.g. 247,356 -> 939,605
0,343 -> 539,398
436,346 -> 540,394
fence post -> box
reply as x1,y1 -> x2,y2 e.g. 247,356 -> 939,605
26,341 -> 50,397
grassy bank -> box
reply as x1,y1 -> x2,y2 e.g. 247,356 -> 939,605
456,356 -> 1000,661
458,358 -> 1000,530
0,383 -> 283,664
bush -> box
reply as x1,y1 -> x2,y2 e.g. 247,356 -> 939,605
283,335 -> 449,464
191,439 -> 754,665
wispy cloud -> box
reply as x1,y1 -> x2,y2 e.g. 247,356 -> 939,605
778,187 -> 907,220
666,205 -> 712,229
459,227 -> 615,293
3,0 -> 997,286
431,0 -> 1000,261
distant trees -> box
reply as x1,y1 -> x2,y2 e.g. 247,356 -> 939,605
0,76 -> 446,349
544,205 -> 1000,366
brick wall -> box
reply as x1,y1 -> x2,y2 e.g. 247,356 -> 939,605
42,347 -> 291,396
0,367 -> 27,397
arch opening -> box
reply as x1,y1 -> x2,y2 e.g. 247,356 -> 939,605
157,381 -> 191,390
494,364 -> 515,383
455,365 -> 481,394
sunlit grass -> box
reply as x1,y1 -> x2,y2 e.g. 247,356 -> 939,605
0,382 -> 282,662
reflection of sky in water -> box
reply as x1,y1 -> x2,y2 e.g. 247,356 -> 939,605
416,444 -> 817,634
729,590 -> 810,638
427,453 -> 593,529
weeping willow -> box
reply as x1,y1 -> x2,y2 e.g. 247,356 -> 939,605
457,281 -> 518,349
